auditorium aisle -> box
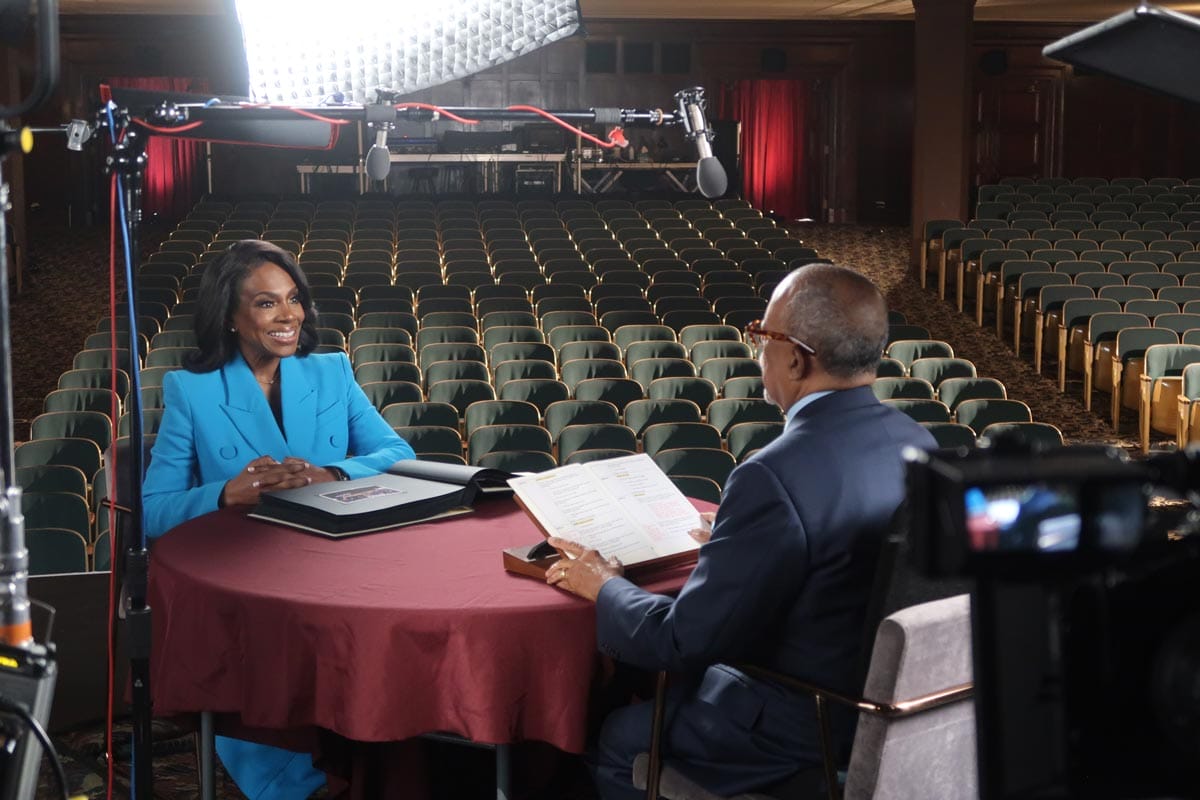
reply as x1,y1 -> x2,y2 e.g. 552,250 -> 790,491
799,224 -> 1129,449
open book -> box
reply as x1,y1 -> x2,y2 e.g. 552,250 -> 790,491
506,453 -> 703,577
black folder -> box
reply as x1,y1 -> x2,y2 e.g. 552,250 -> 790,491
248,473 -> 475,538
386,459 -> 515,494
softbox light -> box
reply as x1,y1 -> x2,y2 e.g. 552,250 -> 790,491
1043,3 -> 1200,105
233,0 -> 584,104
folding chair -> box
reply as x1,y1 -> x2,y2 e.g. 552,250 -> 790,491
464,400 -> 541,439
1140,343 -> 1200,452
881,399 -> 951,424
650,448 -> 737,488
726,421 -> 785,461
641,422 -> 722,458
14,438 -> 103,477
381,402 -> 460,430
467,425 -> 553,466
543,400 -> 621,442
393,425 -> 464,458
978,421 -> 1063,450
921,422 -> 978,450
557,423 -> 638,464
30,411 -> 114,453
497,379 -> 570,414
953,398 -> 1033,435
426,380 -> 495,418
573,378 -> 646,414
871,378 -> 936,402
721,377 -> 764,400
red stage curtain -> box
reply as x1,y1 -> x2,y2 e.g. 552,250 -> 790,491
719,79 -> 809,221
104,77 -> 208,220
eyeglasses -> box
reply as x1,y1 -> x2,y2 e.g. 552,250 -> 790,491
745,319 -> 816,356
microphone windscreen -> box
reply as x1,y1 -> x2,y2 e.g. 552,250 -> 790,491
365,145 -> 391,182
696,156 -> 728,199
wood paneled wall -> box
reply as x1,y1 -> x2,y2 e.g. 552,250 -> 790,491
972,22 -> 1200,189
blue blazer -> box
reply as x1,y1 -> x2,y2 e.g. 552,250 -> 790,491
595,387 -> 936,759
143,351 -> 414,538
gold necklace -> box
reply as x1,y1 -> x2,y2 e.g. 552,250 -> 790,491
255,375 -> 277,386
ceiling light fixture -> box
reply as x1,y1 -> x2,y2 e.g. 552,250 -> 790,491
232,0 -> 584,104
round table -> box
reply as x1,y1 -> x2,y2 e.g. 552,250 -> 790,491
148,496 -> 708,754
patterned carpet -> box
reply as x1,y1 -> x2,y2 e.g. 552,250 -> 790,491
11,215 -> 1149,799
12,221 -> 171,444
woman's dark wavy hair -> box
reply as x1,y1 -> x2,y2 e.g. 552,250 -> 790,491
185,239 -> 320,373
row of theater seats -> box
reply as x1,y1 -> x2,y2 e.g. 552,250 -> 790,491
145,195 -> 818,297
873,330 -> 1060,450
921,176 -> 1200,452
14,195 -> 831,573
922,175 -> 1200,323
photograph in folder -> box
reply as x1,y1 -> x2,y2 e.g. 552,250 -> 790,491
248,473 -> 475,537
508,453 -> 703,573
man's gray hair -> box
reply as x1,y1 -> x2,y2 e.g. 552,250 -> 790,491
783,262 -> 888,379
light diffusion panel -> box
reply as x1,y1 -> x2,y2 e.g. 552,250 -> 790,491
234,0 -> 583,104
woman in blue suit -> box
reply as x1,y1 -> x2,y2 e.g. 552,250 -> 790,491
143,239 -> 414,799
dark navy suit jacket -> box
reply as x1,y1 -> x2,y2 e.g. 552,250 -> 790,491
595,386 -> 936,759
143,351 -> 414,538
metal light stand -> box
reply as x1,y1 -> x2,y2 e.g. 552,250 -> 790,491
0,154 -> 17,487
102,108 -> 154,800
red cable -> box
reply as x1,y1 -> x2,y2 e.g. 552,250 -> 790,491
105,176 -> 117,800
234,103 -> 353,125
504,105 -> 624,148
133,101 -> 357,137
393,102 -> 479,126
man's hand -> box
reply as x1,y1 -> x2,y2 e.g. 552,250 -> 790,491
688,511 -> 717,544
545,537 -> 624,602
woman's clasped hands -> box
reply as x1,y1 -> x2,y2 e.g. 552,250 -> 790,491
221,455 -> 340,506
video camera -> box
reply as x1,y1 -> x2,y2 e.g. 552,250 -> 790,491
905,442 -> 1200,799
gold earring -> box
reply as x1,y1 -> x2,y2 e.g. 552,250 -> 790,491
229,327 -> 236,332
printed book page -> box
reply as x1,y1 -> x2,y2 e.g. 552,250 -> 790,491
508,453 -> 701,565
583,454 -> 703,558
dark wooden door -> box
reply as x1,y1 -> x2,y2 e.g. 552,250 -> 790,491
974,75 -> 1061,186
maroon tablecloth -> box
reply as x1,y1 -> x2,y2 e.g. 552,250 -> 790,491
148,496 -> 712,754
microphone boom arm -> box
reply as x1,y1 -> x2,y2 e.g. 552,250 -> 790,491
132,90 -> 733,196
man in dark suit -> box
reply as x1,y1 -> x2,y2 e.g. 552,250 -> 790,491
547,263 -> 937,799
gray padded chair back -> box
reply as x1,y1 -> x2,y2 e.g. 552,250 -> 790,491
631,595 -> 976,800
843,594 -> 976,800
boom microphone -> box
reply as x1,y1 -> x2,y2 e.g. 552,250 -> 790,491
364,125 -> 391,182
675,87 -> 727,199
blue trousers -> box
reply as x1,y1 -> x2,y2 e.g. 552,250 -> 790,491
215,735 -> 326,800
590,666 -> 824,800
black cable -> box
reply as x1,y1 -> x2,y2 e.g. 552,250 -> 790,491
0,694 -> 70,800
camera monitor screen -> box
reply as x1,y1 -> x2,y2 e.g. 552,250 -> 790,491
964,481 -> 1144,554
